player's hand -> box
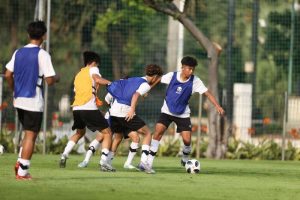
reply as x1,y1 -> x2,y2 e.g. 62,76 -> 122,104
125,109 -> 135,122
216,106 -> 225,116
95,97 -> 103,107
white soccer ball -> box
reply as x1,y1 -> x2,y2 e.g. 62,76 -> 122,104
185,159 -> 200,174
0,144 -> 4,155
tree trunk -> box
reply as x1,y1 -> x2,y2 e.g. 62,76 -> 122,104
177,16 -> 222,158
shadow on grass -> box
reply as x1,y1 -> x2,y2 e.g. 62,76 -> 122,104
201,168 -> 299,179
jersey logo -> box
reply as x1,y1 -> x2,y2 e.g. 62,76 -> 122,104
176,86 -> 182,94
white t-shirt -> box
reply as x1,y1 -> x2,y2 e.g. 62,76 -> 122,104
161,71 -> 208,118
73,67 -> 101,111
5,44 -> 56,112
109,77 -> 150,117
104,93 -> 113,119
105,92 -> 113,105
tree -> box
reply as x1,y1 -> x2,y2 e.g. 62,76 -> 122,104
144,0 -> 226,158
94,0 -> 167,79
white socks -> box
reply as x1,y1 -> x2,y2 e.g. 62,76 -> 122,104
17,147 -> 23,162
18,158 -> 30,176
182,145 -> 192,162
107,151 -> 115,165
140,144 -> 149,164
147,139 -> 160,166
100,148 -> 110,165
124,142 -> 139,166
83,139 -> 100,162
62,141 -> 76,158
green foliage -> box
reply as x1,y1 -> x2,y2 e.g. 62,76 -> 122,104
236,142 -> 261,159
256,57 -> 287,120
0,130 -> 15,153
258,140 -> 281,160
225,137 -> 300,160
158,140 -> 181,157
2,128 -> 300,161
294,148 -> 300,160
284,141 -> 297,160
254,122 -> 283,135
48,135 -> 69,155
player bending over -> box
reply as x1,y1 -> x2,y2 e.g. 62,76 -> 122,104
106,64 -> 163,174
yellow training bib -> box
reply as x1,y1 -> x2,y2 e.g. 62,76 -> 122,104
72,67 -> 93,106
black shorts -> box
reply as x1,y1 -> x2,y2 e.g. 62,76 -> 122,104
110,115 -> 146,138
72,110 -> 109,132
157,113 -> 192,132
17,108 -> 43,133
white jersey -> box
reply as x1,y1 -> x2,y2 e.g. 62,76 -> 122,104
161,71 -> 208,118
73,67 -> 102,111
5,44 -> 56,112
104,93 -> 114,120
105,92 -> 114,105
109,77 -> 150,117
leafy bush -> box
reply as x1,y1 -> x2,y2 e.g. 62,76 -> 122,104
2,129 -> 300,161
0,129 -> 16,153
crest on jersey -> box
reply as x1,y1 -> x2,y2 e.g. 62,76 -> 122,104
176,86 -> 182,94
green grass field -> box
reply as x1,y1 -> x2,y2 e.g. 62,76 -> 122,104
1,154 -> 299,200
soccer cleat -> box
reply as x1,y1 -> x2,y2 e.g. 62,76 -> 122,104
181,159 -> 187,167
107,158 -> 113,166
59,154 -> 68,168
123,164 -> 139,170
78,161 -> 88,168
16,173 -> 32,180
14,161 -> 20,176
100,163 -> 116,172
137,162 -> 155,174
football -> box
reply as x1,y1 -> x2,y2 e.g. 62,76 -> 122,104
0,144 -> 4,155
185,159 -> 200,174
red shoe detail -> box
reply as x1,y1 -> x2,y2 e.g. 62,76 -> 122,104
16,173 -> 32,180
14,162 -> 20,176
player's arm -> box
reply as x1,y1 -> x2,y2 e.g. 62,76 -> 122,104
203,90 -> 225,116
150,76 -> 162,89
5,69 -> 14,90
45,74 -> 60,86
125,92 -> 140,122
92,74 -> 111,87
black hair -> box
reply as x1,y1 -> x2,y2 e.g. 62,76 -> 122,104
27,21 -> 47,40
145,64 -> 163,77
83,51 -> 101,66
181,56 -> 198,67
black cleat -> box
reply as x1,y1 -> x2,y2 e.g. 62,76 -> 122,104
181,159 -> 186,167
59,155 -> 67,168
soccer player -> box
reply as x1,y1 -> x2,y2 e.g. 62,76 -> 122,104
147,56 -> 225,171
5,21 -> 59,180
107,64 -> 163,173
59,51 -> 115,172
77,92 -> 139,170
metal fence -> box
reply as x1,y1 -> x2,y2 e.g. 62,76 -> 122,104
0,0 -> 299,154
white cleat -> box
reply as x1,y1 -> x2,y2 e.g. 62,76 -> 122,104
100,163 -> 116,172
78,161 -> 88,168
137,162 -> 155,174
123,164 -> 139,170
